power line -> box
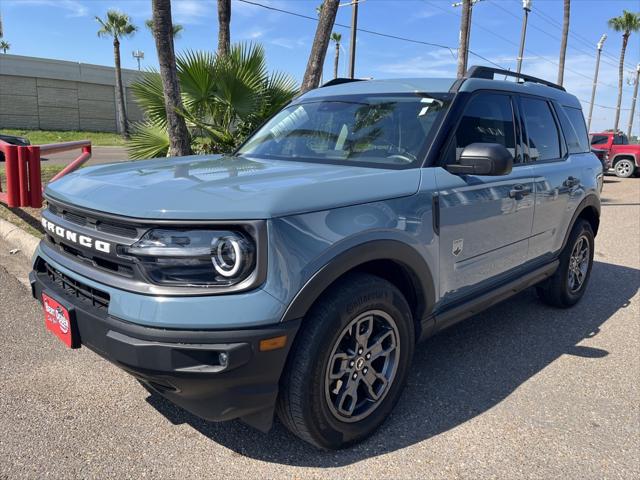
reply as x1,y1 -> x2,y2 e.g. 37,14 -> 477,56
235,0 -> 505,68
235,0 -> 632,112
501,0 -> 636,71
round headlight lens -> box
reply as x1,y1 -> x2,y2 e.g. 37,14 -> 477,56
212,235 -> 244,278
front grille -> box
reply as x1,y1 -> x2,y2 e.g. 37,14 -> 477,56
38,259 -> 110,311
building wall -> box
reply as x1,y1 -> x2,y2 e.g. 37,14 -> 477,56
0,54 -> 144,132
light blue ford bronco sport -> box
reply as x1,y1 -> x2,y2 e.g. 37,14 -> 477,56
31,67 -> 602,449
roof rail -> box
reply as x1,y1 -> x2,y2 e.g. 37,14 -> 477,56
465,65 -> 566,92
321,77 -> 367,88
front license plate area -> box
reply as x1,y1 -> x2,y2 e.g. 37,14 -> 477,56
42,292 -> 79,348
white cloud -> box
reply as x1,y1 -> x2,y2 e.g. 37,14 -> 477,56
172,0 -> 215,25
4,0 -> 88,17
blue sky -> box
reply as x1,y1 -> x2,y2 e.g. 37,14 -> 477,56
1,0 -> 639,133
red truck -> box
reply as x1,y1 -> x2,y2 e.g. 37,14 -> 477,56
590,132 -> 640,178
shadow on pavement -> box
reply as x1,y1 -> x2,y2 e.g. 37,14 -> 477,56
145,260 -> 639,466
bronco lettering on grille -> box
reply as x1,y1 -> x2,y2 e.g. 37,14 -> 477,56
42,218 -> 112,254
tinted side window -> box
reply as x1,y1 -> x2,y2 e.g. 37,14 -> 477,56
613,134 -> 629,145
521,97 -> 561,161
563,107 -> 590,153
590,135 -> 608,145
444,93 -> 516,164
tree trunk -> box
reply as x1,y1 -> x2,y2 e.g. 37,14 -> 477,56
613,33 -> 629,132
152,0 -> 192,157
113,39 -> 129,138
334,41 -> 339,79
301,0 -> 339,93
217,0 -> 231,57
456,0 -> 471,78
557,0 -> 570,86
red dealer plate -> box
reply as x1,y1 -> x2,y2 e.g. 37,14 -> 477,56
42,293 -> 76,348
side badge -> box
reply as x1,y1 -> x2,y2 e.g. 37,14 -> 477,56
452,239 -> 464,256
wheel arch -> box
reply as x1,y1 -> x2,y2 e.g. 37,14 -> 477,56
280,240 -> 435,339
561,194 -> 601,251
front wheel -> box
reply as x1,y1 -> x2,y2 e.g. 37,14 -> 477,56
613,158 -> 636,178
277,273 -> 414,449
537,219 -> 594,308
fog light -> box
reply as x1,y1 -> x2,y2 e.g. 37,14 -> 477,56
219,352 -> 228,367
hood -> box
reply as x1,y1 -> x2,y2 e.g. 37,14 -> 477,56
45,155 -> 421,220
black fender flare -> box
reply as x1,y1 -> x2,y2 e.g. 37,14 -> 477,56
560,194 -> 601,251
280,239 -> 436,324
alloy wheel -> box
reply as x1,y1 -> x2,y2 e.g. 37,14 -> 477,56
568,234 -> 590,293
324,310 -> 400,423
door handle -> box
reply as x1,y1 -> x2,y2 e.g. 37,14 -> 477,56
509,184 -> 532,198
563,176 -> 580,188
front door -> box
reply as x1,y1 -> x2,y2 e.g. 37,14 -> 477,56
435,92 -> 535,306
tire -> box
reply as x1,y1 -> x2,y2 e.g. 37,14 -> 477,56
277,273 -> 415,449
537,219 -> 594,308
613,158 -> 636,178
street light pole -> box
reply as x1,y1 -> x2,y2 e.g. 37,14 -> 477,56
626,64 -> 640,138
516,0 -> 532,75
587,34 -> 607,132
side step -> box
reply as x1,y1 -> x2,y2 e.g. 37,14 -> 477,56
432,260 -> 559,333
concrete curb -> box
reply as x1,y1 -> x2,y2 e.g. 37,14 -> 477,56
0,218 -> 40,260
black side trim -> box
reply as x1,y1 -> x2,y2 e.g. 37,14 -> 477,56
281,240 -> 435,324
432,260 -> 559,334
432,194 -> 440,235
561,194 -> 601,250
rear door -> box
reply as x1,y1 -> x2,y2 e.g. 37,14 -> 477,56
435,91 -> 535,306
519,96 -> 584,259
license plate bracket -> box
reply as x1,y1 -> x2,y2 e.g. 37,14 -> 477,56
42,292 -> 80,348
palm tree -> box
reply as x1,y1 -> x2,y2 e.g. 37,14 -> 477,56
301,0 -> 340,92
331,32 -> 341,79
96,10 -> 137,138
145,19 -> 183,38
150,0 -> 191,157
0,40 -> 10,54
128,43 -> 298,159
608,10 -> 640,132
217,0 -> 231,57
557,0 -> 570,86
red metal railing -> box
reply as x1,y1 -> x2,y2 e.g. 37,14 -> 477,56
0,140 -> 91,208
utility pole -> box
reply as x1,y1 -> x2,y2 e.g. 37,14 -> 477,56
587,34 -> 607,132
516,0 -> 532,75
343,0 -> 361,78
626,64 -> 640,138
453,0 -> 483,78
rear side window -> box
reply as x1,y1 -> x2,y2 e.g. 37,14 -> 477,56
563,107 -> 590,153
521,97 -> 561,161
443,93 -> 516,164
613,134 -> 629,145
590,135 -> 608,145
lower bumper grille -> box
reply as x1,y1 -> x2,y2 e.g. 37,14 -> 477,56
36,258 -> 110,311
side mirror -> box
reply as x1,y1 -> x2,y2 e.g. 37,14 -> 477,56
445,143 -> 514,176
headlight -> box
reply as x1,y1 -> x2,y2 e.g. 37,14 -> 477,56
123,229 -> 255,287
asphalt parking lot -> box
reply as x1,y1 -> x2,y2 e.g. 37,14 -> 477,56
0,177 -> 638,479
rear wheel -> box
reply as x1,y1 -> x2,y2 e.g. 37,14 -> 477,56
537,219 -> 594,308
277,273 -> 414,449
613,158 -> 636,178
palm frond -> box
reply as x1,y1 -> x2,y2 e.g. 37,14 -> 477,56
127,122 -> 170,159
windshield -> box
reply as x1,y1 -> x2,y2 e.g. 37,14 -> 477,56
237,93 -> 451,168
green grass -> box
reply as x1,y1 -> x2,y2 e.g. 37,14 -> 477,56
1,129 -> 127,147
0,164 -> 66,238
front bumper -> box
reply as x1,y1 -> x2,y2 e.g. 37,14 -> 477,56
30,264 -> 301,431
